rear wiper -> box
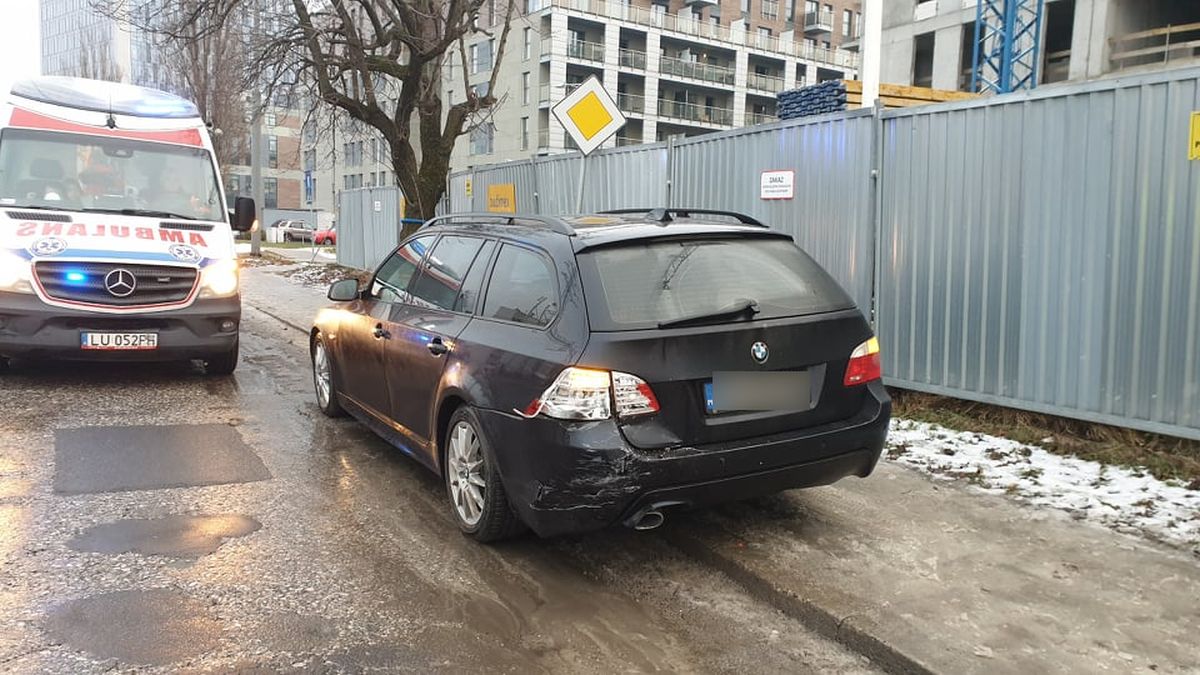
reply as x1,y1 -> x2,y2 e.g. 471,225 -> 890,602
658,298 -> 760,329
82,207 -> 199,221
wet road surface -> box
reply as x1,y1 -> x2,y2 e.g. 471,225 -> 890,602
0,305 -> 880,673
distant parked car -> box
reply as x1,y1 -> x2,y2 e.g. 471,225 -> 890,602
271,219 -> 315,242
314,224 -> 337,246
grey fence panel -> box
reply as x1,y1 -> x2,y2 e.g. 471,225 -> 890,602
879,67 -> 1200,440
336,186 -> 404,270
468,161 -> 539,212
670,111 -> 878,311
447,172 -> 472,213
578,145 -> 671,212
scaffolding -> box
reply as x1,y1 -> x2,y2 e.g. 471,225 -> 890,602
970,0 -> 1046,94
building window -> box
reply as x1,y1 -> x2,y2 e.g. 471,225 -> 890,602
470,40 -> 494,74
268,136 -> 278,169
843,9 -> 852,36
762,0 -> 778,21
522,72 -> 531,105
470,123 -> 495,155
264,177 -> 278,208
523,27 -> 532,60
380,170 -> 388,185
303,149 -> 315,172
520,117 -> 529,150
265,111 -> 277,127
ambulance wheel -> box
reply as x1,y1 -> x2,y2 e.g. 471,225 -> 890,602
205,343 -> 238,376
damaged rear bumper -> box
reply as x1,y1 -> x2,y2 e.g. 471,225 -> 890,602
476,381 -> 891,538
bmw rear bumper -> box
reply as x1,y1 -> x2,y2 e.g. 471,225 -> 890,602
477,381 -> 891,538
0,291 -> 240,361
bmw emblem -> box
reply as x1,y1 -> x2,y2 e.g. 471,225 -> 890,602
30,236 -> 67,257
751,341 -> 769,364
168,244 -> 201,263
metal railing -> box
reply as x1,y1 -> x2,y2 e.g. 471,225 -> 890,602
746,72 -> 786,93
546,0 -> 859,69
618,48 -> 647,70
537,127 -> 550,149
745,111 -> 775,125
538,82 -> 551,104
804,9 -> 834,33
656,99 -> 734,126
567,39 -> 605,62
615,135 -> 643,146
617,92 -> 645,114
659,54 -> 736,85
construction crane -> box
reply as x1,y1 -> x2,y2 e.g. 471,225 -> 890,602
970,0 -> 1046,94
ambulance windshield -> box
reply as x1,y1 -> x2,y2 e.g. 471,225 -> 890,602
0,129 -> 223,221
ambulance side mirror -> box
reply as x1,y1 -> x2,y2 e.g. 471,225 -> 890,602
232,196 -> 256,233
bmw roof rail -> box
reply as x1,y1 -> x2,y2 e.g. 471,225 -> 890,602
422,213 -> 577,236
599,208 -> 767,227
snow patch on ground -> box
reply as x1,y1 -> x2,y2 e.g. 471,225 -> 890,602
885,419 -> 1200,551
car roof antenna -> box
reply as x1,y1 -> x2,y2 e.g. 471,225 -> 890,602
647,208 -> 672,224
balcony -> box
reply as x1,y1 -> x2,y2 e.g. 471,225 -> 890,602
545,0 -> 860,69
567,39 -> 605,63
682,0 -> 718,6
616,92 -> 645,115
616,135 -> 644,146
746,72 -> 786,93
657,99 -> 734,126
745,111 -> 775,125
659,54 -> 736,86
538,82 -> 551,105
537,127 -> 551,150
804,9 -> 834,34
618,48 -> 647,70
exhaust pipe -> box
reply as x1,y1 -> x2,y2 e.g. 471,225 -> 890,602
632,509 -> 665,531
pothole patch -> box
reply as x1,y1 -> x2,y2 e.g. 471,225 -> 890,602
53,424 -> 271,494
67,514 -> 261,558
45,588 -> 221,666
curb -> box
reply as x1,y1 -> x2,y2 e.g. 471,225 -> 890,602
663,529 -> 936,675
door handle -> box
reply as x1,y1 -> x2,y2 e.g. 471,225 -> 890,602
427,337 -> 449,356
373,324 -> 391,340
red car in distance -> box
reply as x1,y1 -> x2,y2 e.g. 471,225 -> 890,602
314,224 -> 336,246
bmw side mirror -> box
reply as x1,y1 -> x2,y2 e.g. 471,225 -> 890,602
328,278 -> 360,302
232,196 -> 256,232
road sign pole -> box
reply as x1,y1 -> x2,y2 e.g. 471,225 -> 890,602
575,152 -> 588,213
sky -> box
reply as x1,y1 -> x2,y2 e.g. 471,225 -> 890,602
0,0 -> 41,84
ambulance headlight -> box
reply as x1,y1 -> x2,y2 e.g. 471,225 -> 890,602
0,251 -> 34,294
199,259 -> 239,297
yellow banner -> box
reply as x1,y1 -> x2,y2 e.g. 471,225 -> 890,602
487,184 -> 516,213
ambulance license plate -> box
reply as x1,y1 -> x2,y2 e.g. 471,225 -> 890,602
80,332 -> 159,351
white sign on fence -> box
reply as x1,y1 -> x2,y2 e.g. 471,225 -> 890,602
760,170 -> 795,200
373,200 -> 382,212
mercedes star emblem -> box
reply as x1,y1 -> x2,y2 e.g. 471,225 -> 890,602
104,268 -> 137,298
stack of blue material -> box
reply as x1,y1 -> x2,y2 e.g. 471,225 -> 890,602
776,80 -> 848,120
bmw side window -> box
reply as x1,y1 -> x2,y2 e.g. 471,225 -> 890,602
371,235 -> 434,302
481,244 -> 559,328
409,235 -> 485,311
453,240 -> 497,314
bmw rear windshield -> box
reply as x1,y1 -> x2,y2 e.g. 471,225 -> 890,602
576,237 -> 855,331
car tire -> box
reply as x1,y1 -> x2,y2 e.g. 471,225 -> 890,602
312,333 -> 346,417
284,233 -> 293,242
444,406 -> 525,543
204,342 -> 238,376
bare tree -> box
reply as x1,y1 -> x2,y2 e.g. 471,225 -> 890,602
100,0 -> 518,224
77,33 -> 123,82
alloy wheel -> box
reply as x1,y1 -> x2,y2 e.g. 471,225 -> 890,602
447,421 -> 486,527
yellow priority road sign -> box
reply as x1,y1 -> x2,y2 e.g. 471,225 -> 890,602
552,75 -> 627,156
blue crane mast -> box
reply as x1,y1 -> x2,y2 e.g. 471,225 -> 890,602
970,0 -> 1046,94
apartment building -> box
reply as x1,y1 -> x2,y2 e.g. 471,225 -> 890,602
299,110 -> 401,215
881,0 -> 1200,92
447,0 -> 861,169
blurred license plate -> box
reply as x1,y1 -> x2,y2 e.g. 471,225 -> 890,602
705,371 -> 810,414
80,332 -> 158,351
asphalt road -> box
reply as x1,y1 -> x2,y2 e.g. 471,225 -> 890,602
0,304 -> 880,674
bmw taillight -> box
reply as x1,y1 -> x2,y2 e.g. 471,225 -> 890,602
519,367 -> 660,421
843,337 -> 882,386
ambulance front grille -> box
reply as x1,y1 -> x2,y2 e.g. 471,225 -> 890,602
34,261 -> 198,307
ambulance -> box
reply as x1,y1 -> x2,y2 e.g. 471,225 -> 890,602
0,77 -> 255,374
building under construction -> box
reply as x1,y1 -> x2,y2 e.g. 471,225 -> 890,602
880,0 -> 1200,92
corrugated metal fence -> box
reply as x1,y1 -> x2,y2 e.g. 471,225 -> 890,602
336,186 -> 406,271
436,66 -> 1200,441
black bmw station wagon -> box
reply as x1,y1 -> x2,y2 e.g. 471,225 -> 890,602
311,209 -> 890,541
